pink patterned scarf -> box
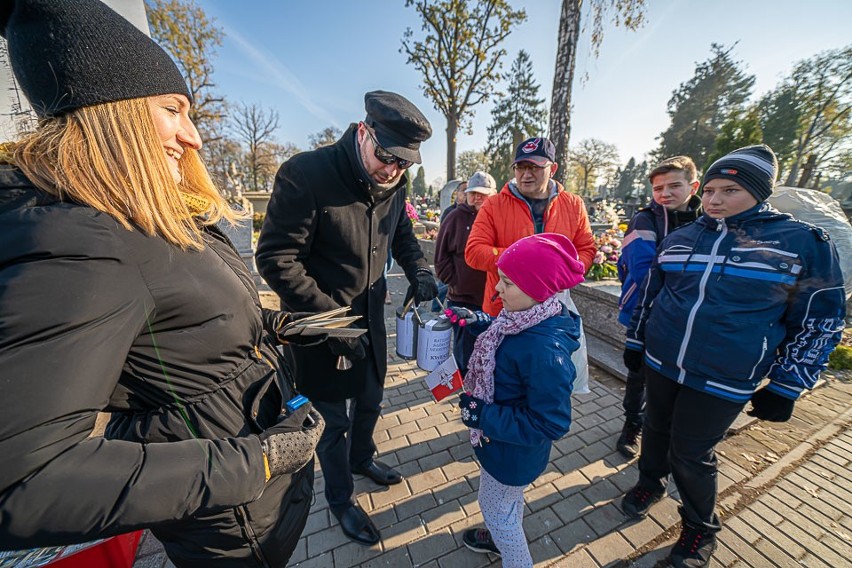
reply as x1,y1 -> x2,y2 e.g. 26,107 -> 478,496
463,295 -> 562,446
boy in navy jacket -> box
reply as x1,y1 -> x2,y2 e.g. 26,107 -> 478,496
621,145 -> 845,568
616,156 -> 701,457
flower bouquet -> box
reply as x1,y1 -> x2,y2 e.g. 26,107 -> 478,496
586,229 -> 622,281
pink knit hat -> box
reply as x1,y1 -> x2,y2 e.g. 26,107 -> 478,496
497,233 -> 586,301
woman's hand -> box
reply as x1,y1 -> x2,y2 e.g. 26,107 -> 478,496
262,309 -> 329,346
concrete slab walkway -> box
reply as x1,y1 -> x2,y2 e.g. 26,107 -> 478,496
133,273 -> 852,567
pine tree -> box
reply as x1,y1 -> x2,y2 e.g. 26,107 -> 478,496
613,157 -> 637,200
412,167 -> 427,197
705,106 -> 764,170
655,44 -> 754,167
485,50 -> 548,187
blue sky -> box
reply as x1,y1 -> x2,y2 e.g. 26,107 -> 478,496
195,0 -> 850,186
4,1 -> 847,186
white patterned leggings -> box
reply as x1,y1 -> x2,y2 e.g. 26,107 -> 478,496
478,468 -> 533,567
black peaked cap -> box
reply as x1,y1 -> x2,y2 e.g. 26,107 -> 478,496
364,90 -> 431,164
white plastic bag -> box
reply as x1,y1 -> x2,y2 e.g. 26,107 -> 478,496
767,186 -> 852,299
556,289 -> 590,395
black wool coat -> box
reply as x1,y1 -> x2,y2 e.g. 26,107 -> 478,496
0,166 -> 311,567
256,125 -> 428,401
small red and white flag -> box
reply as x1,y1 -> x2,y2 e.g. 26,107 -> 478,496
424,354 -> 463,402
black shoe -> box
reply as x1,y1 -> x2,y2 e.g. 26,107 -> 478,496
462,528 -> 500,555
621,484 -> 665,519
333,503 -> 381,546
670,522 -> 717,567
352,459 -> 403,485
616,422 -> 641,458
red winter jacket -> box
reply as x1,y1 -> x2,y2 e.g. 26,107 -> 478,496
465,181 -> 595,315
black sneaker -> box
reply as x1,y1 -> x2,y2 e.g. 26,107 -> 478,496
621,484 -> 664,519
616,422 -> 641,458
670,523 -> 717,567
462,528 -> 500,555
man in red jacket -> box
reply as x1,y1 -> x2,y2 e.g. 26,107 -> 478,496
465,137 -> 595,316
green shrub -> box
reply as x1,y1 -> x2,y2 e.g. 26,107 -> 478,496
828,345 -> 852,370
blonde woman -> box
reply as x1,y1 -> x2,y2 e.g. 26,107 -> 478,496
0,1 -> 324,566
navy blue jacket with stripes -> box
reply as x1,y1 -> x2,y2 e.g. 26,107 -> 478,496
625,202 -> 845,403
616,196 -> 701,326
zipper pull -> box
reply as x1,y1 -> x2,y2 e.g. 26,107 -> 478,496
716,219 -> 725,232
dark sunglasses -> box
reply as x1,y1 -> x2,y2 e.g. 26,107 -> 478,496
367,130 -> 413,169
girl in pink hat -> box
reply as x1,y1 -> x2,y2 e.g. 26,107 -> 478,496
448,233 -> 586,566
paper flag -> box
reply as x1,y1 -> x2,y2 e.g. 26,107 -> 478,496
424,354 -> 463,402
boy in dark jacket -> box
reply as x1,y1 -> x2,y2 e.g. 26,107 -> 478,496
620,145 -> 845,568
615,156 -> 701,457
450,234 -> 586,567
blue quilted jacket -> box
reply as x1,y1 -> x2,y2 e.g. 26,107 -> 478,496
475,306 -> 580,486
617,196 -> 701,326
625,203 -> 845,403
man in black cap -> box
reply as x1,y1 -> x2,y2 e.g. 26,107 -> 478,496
257,90 -> 438,546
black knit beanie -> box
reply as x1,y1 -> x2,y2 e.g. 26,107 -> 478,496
703,144 -> 779,203
0,0 -> 191,118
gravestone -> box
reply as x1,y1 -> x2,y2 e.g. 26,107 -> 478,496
218,200 -> 259,283
571,280 -> 628,381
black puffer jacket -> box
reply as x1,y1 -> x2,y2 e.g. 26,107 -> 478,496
0,166 -> 312,567
256,125 -> 428,401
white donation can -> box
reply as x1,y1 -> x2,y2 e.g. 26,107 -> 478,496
395,305 -> 418,360
416,315 -> 453,371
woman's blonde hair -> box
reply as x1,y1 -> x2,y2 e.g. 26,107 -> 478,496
12,97 -> 239,250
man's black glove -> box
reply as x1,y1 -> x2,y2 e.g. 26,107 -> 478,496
327,335 -> 369,361
405,267 -> 439,304
623,348 -> 643,373
259,403 -> 325,478
747,387 -> 795,422
262,309 -> 328,346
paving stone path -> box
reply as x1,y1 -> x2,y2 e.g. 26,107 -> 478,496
133,273 -> 852,567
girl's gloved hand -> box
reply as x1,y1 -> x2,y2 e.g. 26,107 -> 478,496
458,392 -> 487,428
444,307 -> 491,329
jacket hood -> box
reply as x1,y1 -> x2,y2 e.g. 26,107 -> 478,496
456,202 -> 478,216
502,178 -> 562,202
648,193 -> 702,216
533,304 -> 582,348
0,164 -> 56,212
696,201 -> 792,229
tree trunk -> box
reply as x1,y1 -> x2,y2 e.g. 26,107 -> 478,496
446,115 -> 458,181
548,0 -> 582,184
797,154 -> 816,188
